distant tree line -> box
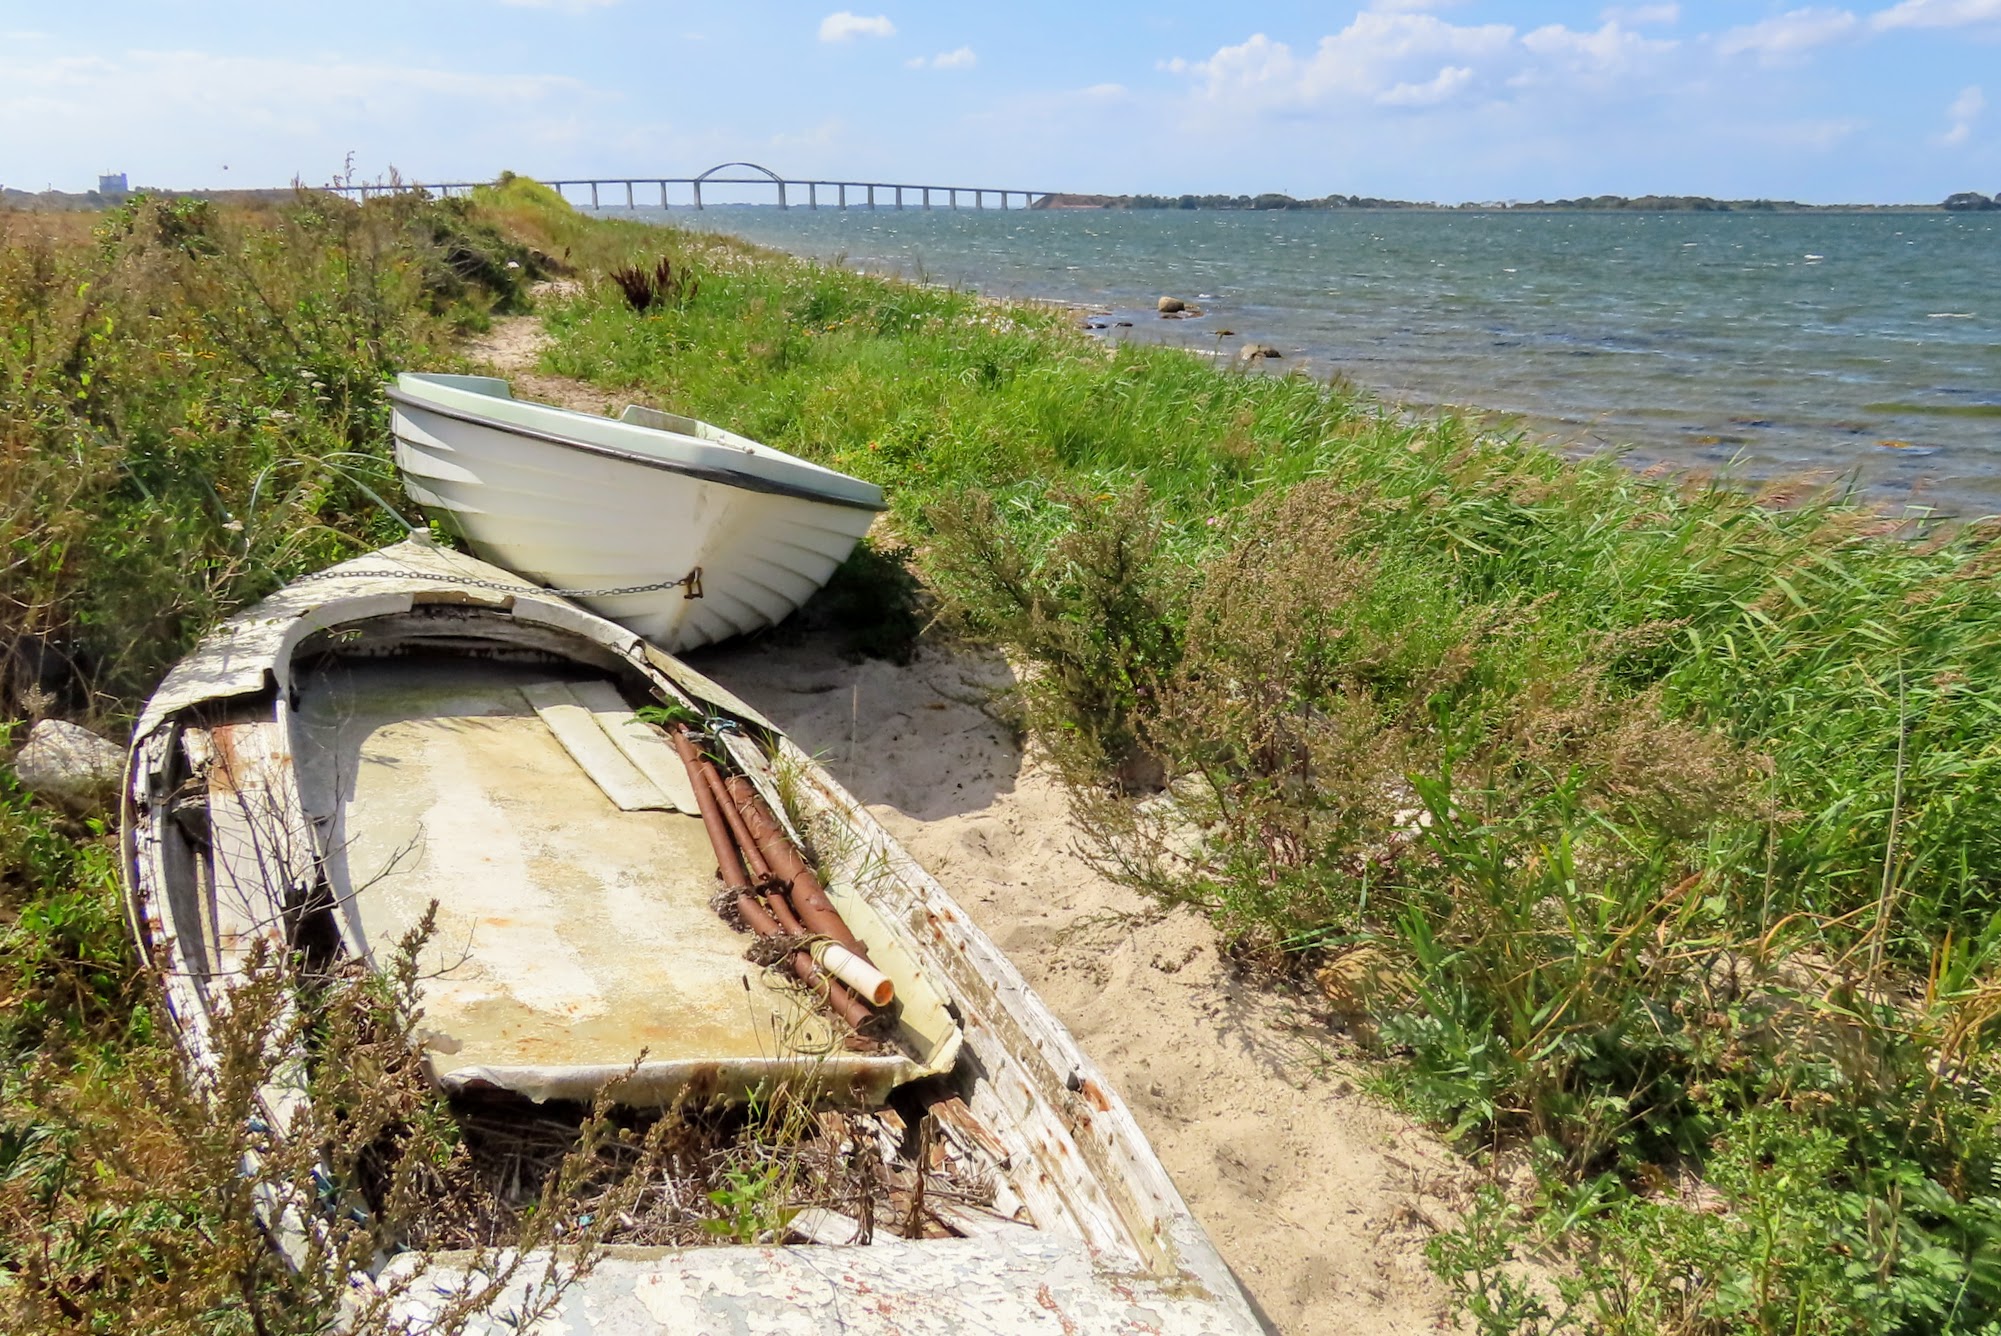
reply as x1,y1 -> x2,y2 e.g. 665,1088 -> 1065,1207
1038,191 -> 1977,213
1522,195 -> 1802,211
1119,193 -> 1815,211
1117,193 -> 1426,210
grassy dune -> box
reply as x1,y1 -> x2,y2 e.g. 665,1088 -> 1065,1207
5,178 -> 2001,1333
529,186 -> 2001,1333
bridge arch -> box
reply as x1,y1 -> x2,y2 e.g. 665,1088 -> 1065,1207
693,161 -> 784,185
691,161 -> 791,209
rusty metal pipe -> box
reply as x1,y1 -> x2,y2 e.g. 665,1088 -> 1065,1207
763,885 -> 809,936
738,888 -> 871,1028
673,729 -> 751,892
733,889 -> 783,937
703,763 -> 773,881
724,775 -> 870,961
674,727 -> 872,1029
732,888 -> 864,1024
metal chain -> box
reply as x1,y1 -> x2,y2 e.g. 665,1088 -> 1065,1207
293,565 -> 704,600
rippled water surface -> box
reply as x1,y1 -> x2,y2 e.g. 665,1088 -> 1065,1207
610,204 -> 2001,512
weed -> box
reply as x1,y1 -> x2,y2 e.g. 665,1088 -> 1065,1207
11,176 -> 2001,1334
512,192 -> 2001,1332
609,256 -> 700,313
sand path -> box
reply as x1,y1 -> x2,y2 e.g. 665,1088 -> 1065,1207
465,312 -> 1473,1335
689,637 -> 1465,1335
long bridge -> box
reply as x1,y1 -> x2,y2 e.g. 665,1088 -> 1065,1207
328,162 -> 1053,212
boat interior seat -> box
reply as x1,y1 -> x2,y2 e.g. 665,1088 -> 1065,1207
291,656 -> 842,1096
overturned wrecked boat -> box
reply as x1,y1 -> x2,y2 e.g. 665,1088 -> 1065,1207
389,372 -> 885,652
121,537 -> 1264,1334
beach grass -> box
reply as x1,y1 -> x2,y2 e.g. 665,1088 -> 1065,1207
526,192 -> 2001,1333
5,176 -> 2001,1333
0,187 -> 659,1334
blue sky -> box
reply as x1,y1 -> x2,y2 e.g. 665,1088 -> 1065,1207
2,1 -> 1997,203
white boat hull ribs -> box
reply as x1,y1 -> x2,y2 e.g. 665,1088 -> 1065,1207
390,374 -> 884,651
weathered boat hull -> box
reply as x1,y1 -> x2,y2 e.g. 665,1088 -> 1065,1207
120,540 -> 1265,1334
390,374 -> 884,652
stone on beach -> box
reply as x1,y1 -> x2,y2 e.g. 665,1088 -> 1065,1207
1156,296 -> 1186,313
1239,343 -> 1282,361
13,719 -> 123,815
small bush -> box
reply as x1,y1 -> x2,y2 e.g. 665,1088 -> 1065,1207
609,255 -> 700,313
927,484 -> 1189,789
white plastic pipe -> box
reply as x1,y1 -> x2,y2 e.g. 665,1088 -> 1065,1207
812,941 -> 894,1008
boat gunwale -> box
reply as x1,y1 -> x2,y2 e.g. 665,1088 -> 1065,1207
388,387 -> 887,515
117,543 -> 1264,1330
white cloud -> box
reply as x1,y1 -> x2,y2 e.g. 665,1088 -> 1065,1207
905,46 -> 976,70
818,11 -> 896,42
1170,15 -> 1516,112
1715,8 -> 1859,63
1165,12 -> 1681,116
1872,0 -> 2001,28
1520,20 -> 1677,78
1378,65 -> 1474,105
0,48 -> 586,188
1942,83 -> 1985,142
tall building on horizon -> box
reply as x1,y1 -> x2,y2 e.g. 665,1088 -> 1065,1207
98,171 -> 128,195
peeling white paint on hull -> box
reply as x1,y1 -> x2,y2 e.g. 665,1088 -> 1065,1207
121,538 -> 1266,1335
386,1234 -> 1255,1334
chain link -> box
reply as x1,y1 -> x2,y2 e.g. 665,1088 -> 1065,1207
294,565 -> 704,600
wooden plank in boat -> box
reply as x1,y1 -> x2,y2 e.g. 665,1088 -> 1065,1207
789,1208 -> 864,1246
932,1096 -> 1013,1169
520,681 -> 671,812
565,679 -> 701,815
927,1198 -> 1037,1238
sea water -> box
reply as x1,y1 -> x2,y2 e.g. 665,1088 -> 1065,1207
607,204 -> 2001,514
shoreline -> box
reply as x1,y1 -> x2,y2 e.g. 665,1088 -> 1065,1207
675,225 -> 1978,524
642,206 -> 1998,518
7,186 -> 1995,1336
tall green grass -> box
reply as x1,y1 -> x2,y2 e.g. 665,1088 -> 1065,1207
0,187 -> 569,1333
0,192 -> 531,715
6,179 -> 2000,1333
526,205 -> 2001,1333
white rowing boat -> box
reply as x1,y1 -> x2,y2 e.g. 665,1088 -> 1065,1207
389,373 -> 884,652
121,538 -> 1265,1334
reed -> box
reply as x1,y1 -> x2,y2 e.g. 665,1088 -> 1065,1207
7,177 -> 2001,1333
520,198 -> 2001,1333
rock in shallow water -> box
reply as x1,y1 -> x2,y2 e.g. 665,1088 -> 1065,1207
1156,296 -> 1186,313
1239,343 -> 1282,361
13,719 -> 123,814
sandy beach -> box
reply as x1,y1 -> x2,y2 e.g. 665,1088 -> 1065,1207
692,630 -> 1469,1335
462,307 -> 1477,1332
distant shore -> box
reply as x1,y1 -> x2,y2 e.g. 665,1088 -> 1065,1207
1032,190 -> 1982,213
7,182 -> 1992,216
0,185 -> 296,212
